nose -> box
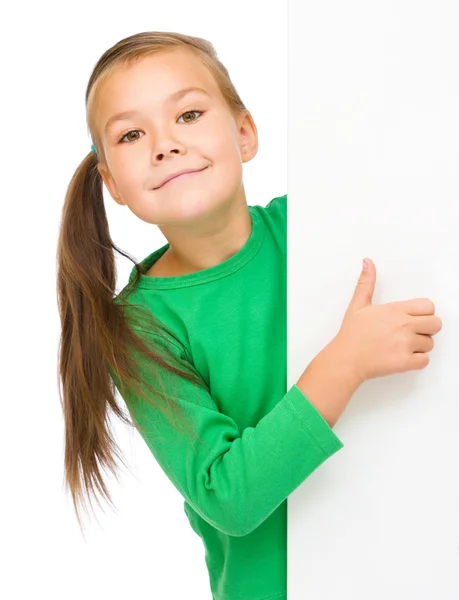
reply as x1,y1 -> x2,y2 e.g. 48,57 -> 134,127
156,148 -> 180,160
152,126 -> 186,161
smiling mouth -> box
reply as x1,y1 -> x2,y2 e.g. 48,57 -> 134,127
156,166 -> 208,189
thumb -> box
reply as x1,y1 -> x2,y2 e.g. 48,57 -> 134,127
349,258 -> 376,310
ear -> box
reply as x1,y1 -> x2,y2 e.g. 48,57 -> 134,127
97,164 -> 126,206
237,110 -> 258,163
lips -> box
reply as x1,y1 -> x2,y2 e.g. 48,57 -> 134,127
154,167 -> 207,189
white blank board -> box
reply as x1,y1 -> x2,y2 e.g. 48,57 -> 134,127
288,2 -> 459,598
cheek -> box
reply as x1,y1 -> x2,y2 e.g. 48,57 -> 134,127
208,133 -> 243,170
203,120 -> 239,156
112,159 -> 143,192
212,158 -> 244,191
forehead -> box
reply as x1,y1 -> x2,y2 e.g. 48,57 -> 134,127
109,48 -> 217,88
94,49 -> 223,131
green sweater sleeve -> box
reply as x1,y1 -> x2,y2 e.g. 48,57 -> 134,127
110,331 -> 344,538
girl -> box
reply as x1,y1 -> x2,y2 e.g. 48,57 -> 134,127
56,31 -> 442,600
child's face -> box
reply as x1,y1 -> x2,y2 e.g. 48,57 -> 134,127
94,48 -> 258,226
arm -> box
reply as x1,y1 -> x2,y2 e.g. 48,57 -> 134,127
111,332 -> 348,537
296,337 -> 362,429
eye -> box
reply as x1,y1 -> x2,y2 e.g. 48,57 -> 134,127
178,109 -> 203,124
117,109 -> 204,144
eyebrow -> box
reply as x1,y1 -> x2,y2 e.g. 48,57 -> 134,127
104,86 -> 211,134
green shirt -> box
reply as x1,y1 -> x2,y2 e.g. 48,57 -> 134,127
111,194 -> 344,600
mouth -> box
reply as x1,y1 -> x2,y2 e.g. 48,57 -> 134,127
155,166 -> 208,190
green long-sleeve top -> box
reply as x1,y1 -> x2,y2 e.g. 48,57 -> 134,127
110,194 -> 344,600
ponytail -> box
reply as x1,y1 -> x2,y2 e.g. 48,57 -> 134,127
56,151 -> 207,533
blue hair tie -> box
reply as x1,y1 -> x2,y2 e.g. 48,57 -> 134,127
91,144 -> 97,154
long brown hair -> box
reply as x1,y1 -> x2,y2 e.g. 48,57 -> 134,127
56,31 -> 248,533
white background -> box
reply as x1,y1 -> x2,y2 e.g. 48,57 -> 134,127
288,1 -> 459,598
1,2 -> 286,599
5,2 -> 457,599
